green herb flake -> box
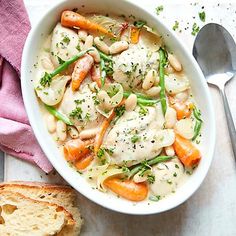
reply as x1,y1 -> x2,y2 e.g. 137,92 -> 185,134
62,36 -> 71,45
76,43 -> 81,51
69,107 -> 83,120
133,20 -> 146,28
97,148 -> 105,158
149,195 -> 161,202
172,21 -> 179,31
191,23 -> 200,36
131,135 -> 141,144
57,56 -> 65,65
199,11 -> 206,22
40,72 -> 52,87
147,174 -> 155,184
114,105 -> 125,118
155,5 -> 164,15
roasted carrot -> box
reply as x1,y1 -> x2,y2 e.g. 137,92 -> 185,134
61,11 -> 115,37
94,99 -> 126,155
64,138 -> 94,161
130,26 -> 141,44
169,97 -> 192,120
173,134 -> 201,168
72,54 -> 94,91
104,177 -> 148,201
75,154 -> 94,170
91,65 -> 102,88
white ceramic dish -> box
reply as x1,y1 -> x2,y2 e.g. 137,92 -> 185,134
21,0 -> 215,215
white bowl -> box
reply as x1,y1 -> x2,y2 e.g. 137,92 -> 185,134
21,0 -> 215,215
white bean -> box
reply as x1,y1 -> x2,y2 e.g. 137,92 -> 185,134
97,90 -> 113,110
168,54 -> 182,72
94,37 -> 109,54
164,65 -> 175,74
46,114 -> 56,133
155,75 -> 160,85
68,126 -> 79,139
109,41 -> 129,55
83,35 -> 94,50
165,107 -> 177,129
41,57 -> 54,70
142,69 -> 157,90
78,30 -> 88,41
56,120 -> 67,141
125,94 -> 137,111
88,47 -> 100,63
175,118 -> 194,139
79,128 -> 98,140
165,146 -> 175,156
145,86 -> 161,97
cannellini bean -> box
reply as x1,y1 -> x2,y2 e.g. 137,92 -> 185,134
133,173 -> 147,183
46,114 -> 56,133
165,107 -> 177,129
125,94 -> 137,111
79,128 -> 98,140
97,90 -> 113,110
83,35 -> 94,50
164,65 -> 175,74
56,120 -> 67,141
68,126 -> 79,139
165,146 -> 175,156
168,54 -> 182,72
174,90 -> 189,103
155,75 -> 160,85
88,47 -> 100,63
78,30 -> 88,41
89,82 -> 99,92
175,118 -> 194,139
94,37 -> 109,54
142,69 -> 157,90
145,86 -> 161,97
41,57 -> 54,70
109,41 -> 129,55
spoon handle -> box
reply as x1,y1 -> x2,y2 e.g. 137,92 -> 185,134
220,87 -> 236,158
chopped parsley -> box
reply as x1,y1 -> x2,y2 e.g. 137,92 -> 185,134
76,43 -> 81,51
74,99 -> 85,105
97,148 -> 105,158
191,23 -> 200,36
69,107 -> 82,120
131,135 -> 141,143
62,36 -> 70,45
40,72 -> 52,87
155,5 -> 164,15
107,85 -> 119,97
114,105 -> 125,118
199,11 -> 206,22
133,20 -> 146,28
57,56 -> 65,65
173,172 -> 177,177
172,21 -> 179,31
147,174 -> 155,184
138,104 -> 148,116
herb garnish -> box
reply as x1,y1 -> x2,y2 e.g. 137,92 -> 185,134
133,20 -> 146,28
131,135 -> 141,143
199,11 -> 206,22
57,56 -> 65,65
155,5 -> 164,15
191,23 -> 200,36
172,21 -> 179,31
62,36 -> 70,45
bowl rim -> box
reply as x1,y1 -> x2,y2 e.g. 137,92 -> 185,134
21,0 -> 216,215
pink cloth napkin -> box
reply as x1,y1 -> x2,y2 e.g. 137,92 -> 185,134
0,0 -> 53,172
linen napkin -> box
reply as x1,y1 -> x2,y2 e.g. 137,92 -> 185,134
0,0 -> 53,172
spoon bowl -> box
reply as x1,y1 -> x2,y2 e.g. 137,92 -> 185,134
193,23 -> 236,158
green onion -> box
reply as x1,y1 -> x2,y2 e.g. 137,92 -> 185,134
123,91 -> 160,106
192,107 -> 203,141
45,105 -> 73,126
158,48 -> 167,115
97,50 -> 113,62
100,58 -> 106,86
40,49 -> 91,87
128,155 -> 174,178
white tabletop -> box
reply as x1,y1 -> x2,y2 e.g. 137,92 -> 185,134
5,1 -> 236,235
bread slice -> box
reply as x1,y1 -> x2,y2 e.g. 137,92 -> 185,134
0,182 -> 83,236
0,190 -> 75,236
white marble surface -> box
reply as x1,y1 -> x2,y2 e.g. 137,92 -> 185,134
4,0 -> 236,235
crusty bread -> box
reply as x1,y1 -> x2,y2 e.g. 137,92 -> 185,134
0,181 -> 83,236
0,190 -> 75,236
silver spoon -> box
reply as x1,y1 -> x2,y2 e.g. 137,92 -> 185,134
193,23 -> 236,157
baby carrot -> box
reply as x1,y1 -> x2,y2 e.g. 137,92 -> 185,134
75,154 -> 94,170
173,134 -> 201,168
130,26 -> 141,44
71,54 -> 94,91
104,177 -> 148,201
61,11 -> 115,37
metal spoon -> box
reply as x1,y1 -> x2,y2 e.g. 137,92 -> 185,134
193,23 -> 236,158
